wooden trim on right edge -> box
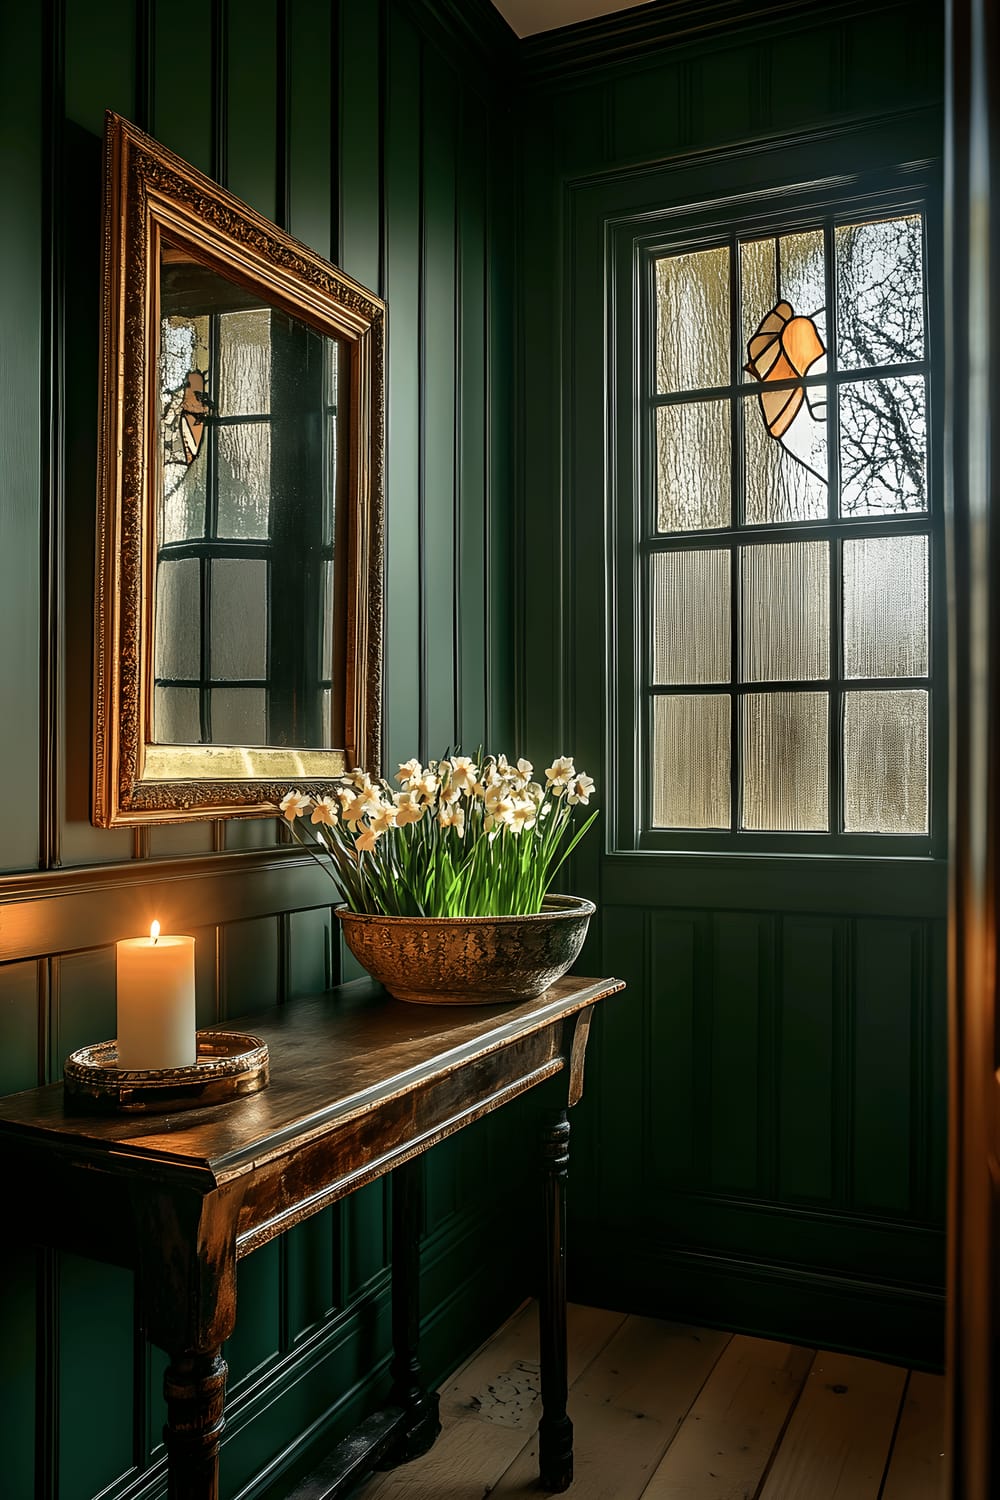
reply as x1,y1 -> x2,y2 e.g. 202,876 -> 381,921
945,1 -> 1000,1496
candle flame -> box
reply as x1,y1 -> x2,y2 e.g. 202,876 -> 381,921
150,920 -> 160,944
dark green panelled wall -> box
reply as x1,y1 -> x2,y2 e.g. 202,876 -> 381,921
0,0 -> 949,1496
0,3 -> 523,1497
517,0 -> 947,1368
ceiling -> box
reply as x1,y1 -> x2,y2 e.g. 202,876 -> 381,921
489,0 -> 658,39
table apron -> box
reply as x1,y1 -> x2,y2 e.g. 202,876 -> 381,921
236,1026 -> 568,1258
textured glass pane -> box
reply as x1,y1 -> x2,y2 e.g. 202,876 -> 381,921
741,542 -> 829,682
153,687 -> 200,745
744,390 -> 827,524
844,690 -> 928,833
652,550 -> 730,684
652,695 -> 730,828
655,247 -> 730,395
217,309 -> 272,416
741,230 -> 827,381
741,692 -> 828,831
844,536 -> 929,679
210,688 -> 267,746
840,376 -> 926,515
159,312 -> 210,535
154,558 -> 200,682
217,422 -> 271,537
321,559 -> 334,680
210,560 -> 268,679
836,216 -> 924,370
656,400 -> 731,532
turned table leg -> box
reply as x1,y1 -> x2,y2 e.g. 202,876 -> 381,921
539,1108 -> 572,1492
388,1155 -> 441,1460
163,1349 -> 229,1500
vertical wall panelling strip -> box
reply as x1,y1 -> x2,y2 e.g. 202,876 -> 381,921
276,0 -> 289,231
0,0 -> 42,874
285,0 -> 333,259
135,0 -> 153,131
383,4 -> 421,776
458,89 -> 488,752
418,36 -> 428,764
41,0 -> 65,873
421,43 -> 458,755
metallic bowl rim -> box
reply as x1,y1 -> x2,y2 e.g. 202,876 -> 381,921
334,893 -> 595,927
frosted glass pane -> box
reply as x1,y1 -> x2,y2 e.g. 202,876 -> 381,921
655,247 -> 730,395
217,309 -> 272,416
210,688 -> 266,746
741,230 -> 826,381
844,690 -> 928,833
840,376 -> 926,515
153,687 -> 200,745
744,391 -> 827,524
742,692 -> 828,830
217,422 -> 271,537
211,560 -> 267,679
154,558 -> 200,681
741,542 -> 829,682
843,535 -> 928,679
652,550 -> 730,684
836,216 -> 924,370
652,695 -> 730,828
159,313 -> 210,536
656,400 -> 731,532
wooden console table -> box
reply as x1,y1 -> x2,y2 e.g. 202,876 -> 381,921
0,972 -> 623,1500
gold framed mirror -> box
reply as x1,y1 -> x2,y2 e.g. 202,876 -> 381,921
92,113 -> 384,827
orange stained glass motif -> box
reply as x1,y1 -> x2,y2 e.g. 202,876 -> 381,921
744,300 -> 826,439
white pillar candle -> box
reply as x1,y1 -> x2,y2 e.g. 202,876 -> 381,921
116,922 -> 197,1071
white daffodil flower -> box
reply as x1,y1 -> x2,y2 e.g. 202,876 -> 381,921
310,795 -> 338,826
544,756 -> 576,789
393,791 -> 424,826
355,824 -> 379,853
396,758 -> 422,785
568,773 -> 596,806
370,803 -> 398,836
280,789 -> 311,821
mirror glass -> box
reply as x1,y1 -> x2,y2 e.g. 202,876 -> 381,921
93,113 -> 383,827
154,242 -> 348,752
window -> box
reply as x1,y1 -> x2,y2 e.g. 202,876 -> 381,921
637,204 -> 934,850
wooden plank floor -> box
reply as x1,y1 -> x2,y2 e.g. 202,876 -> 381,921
356,1302 -> 944,1500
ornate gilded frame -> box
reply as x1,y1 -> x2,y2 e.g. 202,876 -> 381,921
93,112 -> 384,827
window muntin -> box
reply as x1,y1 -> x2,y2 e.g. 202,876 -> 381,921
644,211 -> 930,841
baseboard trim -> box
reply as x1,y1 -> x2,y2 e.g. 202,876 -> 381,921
569,1235 -> 945,1371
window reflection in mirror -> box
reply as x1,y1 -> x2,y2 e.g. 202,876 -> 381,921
154,242 -> 348,753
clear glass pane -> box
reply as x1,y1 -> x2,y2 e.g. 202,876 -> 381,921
839,376 -> 926,515
210,559 -> 268,679
217,422 -> 272,537
741,542 -> 829,682
741,692 -> 829,831
843,690 -> 928,833
217,309 -> 272,416
744,390 -> 828,524
655,246 -> 730,395
843,535 -> 929,679
153,686 -> 201,745
154,557 -> 201,682
836,216 -> 924,370
209,687 -> 267,746
651,694 -> 730,828
741,230 -> 826,381
656,399 -> 731,532
652,550 -> 730,684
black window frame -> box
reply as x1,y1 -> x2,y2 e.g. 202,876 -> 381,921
610,164 -> 946,859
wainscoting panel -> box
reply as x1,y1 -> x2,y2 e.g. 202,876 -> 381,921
0,2 -> 523,1496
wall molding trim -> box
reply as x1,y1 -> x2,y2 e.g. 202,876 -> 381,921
518,0 -> 930,85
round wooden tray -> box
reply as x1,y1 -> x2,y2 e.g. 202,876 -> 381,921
63,1030 -> 270,1114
